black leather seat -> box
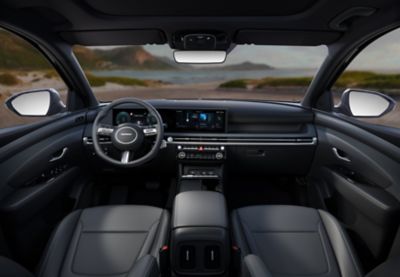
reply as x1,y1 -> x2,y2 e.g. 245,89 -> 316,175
232,205 -> 363,277
1,205 -> 169,277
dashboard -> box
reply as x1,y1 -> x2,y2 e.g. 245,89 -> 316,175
85,99 -> 318,175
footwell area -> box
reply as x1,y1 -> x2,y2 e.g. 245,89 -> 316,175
225,176 -> 307,211
83,173 -> 175,209
84,174 -> 307,212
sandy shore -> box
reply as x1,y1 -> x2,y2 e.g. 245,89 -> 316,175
92,82 -> 308,102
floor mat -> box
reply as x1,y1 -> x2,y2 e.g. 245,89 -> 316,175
225,177 -> 301,211
89,174 -> 172,209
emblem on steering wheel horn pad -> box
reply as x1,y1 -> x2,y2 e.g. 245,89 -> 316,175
112,123 -> 144,151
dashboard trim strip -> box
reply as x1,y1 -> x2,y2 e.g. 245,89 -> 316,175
167,137 -> 317,146
83,137 -> 317,146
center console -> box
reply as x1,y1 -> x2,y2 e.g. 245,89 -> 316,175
171,191 -> 230,276
176,144 -> 226,192
168,110 -> 227,192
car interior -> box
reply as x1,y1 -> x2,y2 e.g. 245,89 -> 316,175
0,0 -> 400,276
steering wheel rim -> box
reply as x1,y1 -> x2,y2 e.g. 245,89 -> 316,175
92,98 -> 164,167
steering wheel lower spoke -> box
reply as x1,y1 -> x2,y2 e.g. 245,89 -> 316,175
97,124 -> 115,136
121,150 -> 131,164
142,126 -> 158,136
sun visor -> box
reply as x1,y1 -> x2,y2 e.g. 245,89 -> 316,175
60,30 -> 166,45
235,30 -> 342,46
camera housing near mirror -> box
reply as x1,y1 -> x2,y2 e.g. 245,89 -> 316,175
336,89 -> 396,118
5,88 -> 66,117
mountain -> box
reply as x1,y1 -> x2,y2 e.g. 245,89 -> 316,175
74,46 -> 176,70
0,30 -> 175,70
0,30 -> 51,70
219,61 -> 274,70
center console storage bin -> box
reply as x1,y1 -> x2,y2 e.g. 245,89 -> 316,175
171,191 -> 229,276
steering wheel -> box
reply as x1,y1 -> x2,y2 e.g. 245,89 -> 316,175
92,98 -> 164,167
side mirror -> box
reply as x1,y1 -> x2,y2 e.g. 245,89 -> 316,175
5,88 -> 66,117
336,89 -> 396,118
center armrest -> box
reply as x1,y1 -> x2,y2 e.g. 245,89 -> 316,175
173,191 -> 228,229
171,191 -> 230,276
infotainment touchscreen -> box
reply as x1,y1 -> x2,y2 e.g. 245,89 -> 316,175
175,110 -> 226,132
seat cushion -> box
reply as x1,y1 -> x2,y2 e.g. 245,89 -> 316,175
232,205 -> 362,277
38,205 -> 169,277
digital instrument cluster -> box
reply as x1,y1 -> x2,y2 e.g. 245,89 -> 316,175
113,109 -> 156,126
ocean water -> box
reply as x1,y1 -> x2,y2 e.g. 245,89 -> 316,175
91,68 -> 317,85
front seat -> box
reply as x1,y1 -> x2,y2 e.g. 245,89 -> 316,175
232,205 -> 363,277
1,205 -> 169,277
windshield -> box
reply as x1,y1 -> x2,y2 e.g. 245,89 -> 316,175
74,45 -> 327,102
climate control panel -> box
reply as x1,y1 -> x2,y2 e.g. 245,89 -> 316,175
176,145 -> 226,161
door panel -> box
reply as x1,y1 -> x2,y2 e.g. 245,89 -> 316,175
0,112 -> 88,269
310,112 -> 400,266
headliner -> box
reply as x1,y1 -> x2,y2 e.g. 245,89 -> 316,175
0,0 -> 400,48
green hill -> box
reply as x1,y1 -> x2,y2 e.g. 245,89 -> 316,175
74,46 -> 176,70
0,30 -> 51,70
0,30 -> 175,70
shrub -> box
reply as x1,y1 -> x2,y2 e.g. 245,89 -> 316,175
219,79 -> 248,89
0,73 -> 20,86
256,77 -> 312,88
85,73 -> 148,87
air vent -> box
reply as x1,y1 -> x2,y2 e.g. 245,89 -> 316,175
83,136 -> 111,145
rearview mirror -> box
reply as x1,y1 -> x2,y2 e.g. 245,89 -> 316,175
336,89 -> 396,118
5,88 -> 66,117
173,50 -> 227,64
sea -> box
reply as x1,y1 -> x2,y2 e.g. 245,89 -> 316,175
91,68 -> 318,85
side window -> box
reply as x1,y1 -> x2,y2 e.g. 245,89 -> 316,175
0,28 -> 68,129
332,29 -> 400,129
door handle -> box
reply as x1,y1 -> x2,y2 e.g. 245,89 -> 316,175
50,147 -> 68,162
332,147 -> 351,162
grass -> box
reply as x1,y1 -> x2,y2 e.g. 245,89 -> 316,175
256,77 -> 312,88
0,73 -> 20,86
218,70 -> 400,95
219,79 -> 248,89
43,70 -> 60,79
85,73 -> 148,87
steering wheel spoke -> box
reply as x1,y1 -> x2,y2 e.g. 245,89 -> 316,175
142,126 -> 158,136
97,124 -> 115,136
121,150 -> 132,164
